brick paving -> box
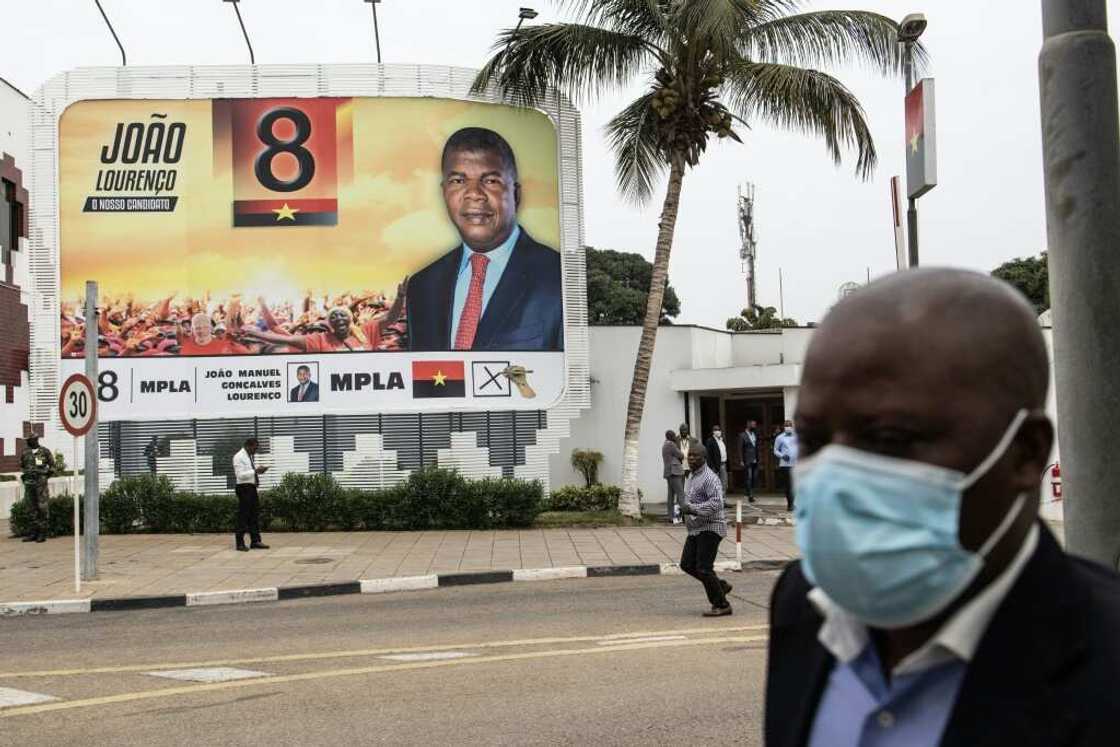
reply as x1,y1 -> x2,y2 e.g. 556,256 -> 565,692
0,519 -> 797,603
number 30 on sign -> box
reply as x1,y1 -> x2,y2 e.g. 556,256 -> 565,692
59,373 -> 97,437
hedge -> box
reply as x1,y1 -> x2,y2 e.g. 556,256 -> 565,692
7,469 -> 544,538
548,484 -> 621,512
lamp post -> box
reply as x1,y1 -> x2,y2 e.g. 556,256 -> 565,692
223,0 -> 255,65
1039,0 -> 1120,568
508,7 -> 538,50
898,13 -> 927,267
363,0 -> 383,64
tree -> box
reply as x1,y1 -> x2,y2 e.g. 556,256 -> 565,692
992,253 -> 1049,315
474,1 -> 915,517
726,305 -> 797,331
587,247 -> 680,325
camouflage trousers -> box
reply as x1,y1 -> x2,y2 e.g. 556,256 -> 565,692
24,480 -> 49,536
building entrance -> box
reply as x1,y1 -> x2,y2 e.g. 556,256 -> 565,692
698,393 -> 785,495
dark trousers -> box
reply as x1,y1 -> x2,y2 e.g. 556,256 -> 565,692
680,531 -> 728,609
665,475 -> 684,519
235,483 -> 262,547
779,467 -> 794,510
744,462 -> 758,497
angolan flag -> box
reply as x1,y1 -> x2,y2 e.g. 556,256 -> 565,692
412,361 -> 466,398
905,79 -> 937,199
233,198 -> 338,227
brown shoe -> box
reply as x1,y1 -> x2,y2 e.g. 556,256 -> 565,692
703,605 -> 733,617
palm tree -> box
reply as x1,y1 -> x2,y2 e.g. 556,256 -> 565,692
726,305 -> 797,331
473,0 -> 922,517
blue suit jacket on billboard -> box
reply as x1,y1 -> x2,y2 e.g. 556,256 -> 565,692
289,381 -> 319,402
406,229 -> 564,352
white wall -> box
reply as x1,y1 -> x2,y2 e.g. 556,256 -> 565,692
549,326 -> 693,499
0,78 -> 32,473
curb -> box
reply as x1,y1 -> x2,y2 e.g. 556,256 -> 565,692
0,558 -> 793,618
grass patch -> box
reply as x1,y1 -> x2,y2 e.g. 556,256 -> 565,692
534,510 -> 659,528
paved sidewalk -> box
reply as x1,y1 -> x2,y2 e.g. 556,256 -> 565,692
0,519 -> 796,603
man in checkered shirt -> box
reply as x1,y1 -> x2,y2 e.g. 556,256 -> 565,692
678,444 -> 732,616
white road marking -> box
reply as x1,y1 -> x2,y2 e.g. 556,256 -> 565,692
0,687 -> 58,708
186,589 -> 279,607
0,600 -> 91,617
360,575 -> 438,594
596,635 -> 686,645
379,652 -> 477,662
145,667 -> 271,683
512,566 -> 587,581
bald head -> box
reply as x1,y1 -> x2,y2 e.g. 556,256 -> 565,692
796,267 -> 1056,613
812,268 -> 1048,416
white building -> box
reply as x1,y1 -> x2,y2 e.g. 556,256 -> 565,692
550,323 -> 1063,522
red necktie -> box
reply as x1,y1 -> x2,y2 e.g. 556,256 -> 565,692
454,253 -> 489,350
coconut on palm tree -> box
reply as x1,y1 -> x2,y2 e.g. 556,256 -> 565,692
472,0 -> 923,517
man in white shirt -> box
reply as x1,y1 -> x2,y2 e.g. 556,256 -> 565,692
233,438 -> 269,551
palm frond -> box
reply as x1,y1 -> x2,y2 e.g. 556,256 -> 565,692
672,0 -> 759,60
471,23 -> 657,107
742,11 -> 925,76
725,62 -> 877,179
605,91 -> 665,203
558,0 -> 668,41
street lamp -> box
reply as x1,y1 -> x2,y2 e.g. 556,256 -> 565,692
510,7 -> 538,45
363,0 -> 383,64
898,13 -> 927,90
898,12 -> 927,267
223,0 -> 255,65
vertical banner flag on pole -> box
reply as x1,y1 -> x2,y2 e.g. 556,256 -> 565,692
905,79 -> 938,199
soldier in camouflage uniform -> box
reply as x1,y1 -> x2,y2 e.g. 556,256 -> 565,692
20,435 -> 53,543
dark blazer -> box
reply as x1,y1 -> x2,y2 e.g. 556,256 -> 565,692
289,381 -> 319,402
662,440 -> 684,478
704,436 -> 726,471
765,523 -> 1120,747
740,431 -> 759,465
406,229 -> 564,352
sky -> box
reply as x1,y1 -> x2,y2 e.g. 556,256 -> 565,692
3,0 -> 1116,325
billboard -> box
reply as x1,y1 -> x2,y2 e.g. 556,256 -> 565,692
905,78 -> 937,199
57,96 -> 565,419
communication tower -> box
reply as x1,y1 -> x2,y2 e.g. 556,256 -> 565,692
738,184 -> 758,309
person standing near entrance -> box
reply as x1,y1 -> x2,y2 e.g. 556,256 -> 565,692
662,430 -> 685,522
774,420 -> 799,511
705,424 -> 730,492
233,438 -> 269,552
740,420 -> 759,504
680,444 -> 732,617
20,435 -> 53,543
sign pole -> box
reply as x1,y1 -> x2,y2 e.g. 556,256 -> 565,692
59,372 -> 96,591
82,281 -> 100,581
72,435 -> 80,594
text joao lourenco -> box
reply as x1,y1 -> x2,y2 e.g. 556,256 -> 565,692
83,114 -> 183,214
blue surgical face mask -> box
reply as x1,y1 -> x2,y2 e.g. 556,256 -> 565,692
793,409 -> 1030,629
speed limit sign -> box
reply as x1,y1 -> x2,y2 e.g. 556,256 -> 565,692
59,373 -> 96,437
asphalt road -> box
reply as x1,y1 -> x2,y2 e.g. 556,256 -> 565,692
0,570 -> 781,745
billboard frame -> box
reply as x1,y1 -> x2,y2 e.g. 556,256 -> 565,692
29,65 -> 590,436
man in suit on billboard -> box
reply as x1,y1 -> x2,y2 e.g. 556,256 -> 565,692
289,364 -> 319,403
406,127 -> 563,352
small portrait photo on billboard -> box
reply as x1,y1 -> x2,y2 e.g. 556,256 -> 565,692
407,127 -> 563,353
288,362 -> 319,403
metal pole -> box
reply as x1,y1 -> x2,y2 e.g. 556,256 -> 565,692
904,41 -> 920,267
1039,0 -> 1120,568
370,1 -> 382,64
93,0 -> 126,66
225,0 -> 255,65
735,499 -> 742,566
72,436 -> 80,594
778,268 -> 785,319
82,281 -> 100,580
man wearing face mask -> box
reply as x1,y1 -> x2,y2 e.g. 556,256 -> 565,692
764,269 -> 1120,747
774,420 -> 798,511
705,424 -> 730,492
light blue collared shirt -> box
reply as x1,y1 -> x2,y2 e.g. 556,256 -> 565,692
807,526 -> 1040,747
449,224 -> 520,346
